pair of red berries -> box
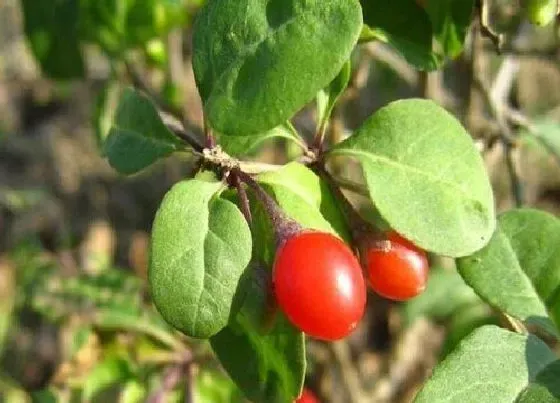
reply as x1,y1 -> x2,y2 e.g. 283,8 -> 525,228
273,230 -> 428,341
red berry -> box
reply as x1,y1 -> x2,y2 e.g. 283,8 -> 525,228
273,231 -> 366,341
295,387 -> 320,403
366,231 -> 428,301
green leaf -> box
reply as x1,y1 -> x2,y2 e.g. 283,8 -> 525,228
0,374 -> 29,403
218,123 -> 303,158
402,267 -> 481,325
83,357 -> 132,402
359,0 -> 440,70
457,208 -> 560,338
149,178 -> 252,338
441,302 -> 497,357
252,162 -> 351,266
120,380 -> 147,403
425,0 -> 475,59
193,369 -> 244,403
79,0 -> 127,55
328,99 -> 495,257
518,360 -> 560,402
93,80 -> 124,152
21,0 -> 84,79
521,0 -> 558,27
526,119 -> 560,164
193,0 -> 363,135
32,269 -> 144,322
316,61 -> 352,133
414,325 -> 558,402
104,88 -> 183,175
0,261 -> 15,356
32,388 -> 59,403
80,0 -> 185,55
210,264 -> 305,403
125,0 -> 186,45
27,264 -> 179,350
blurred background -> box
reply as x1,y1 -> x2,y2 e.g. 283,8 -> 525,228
1,0 -> 560,401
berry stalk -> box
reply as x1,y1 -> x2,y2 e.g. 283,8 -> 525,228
235,169 -> 302,248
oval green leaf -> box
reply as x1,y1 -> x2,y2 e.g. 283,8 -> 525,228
149,178 -> 252,339
192,0 -> 363,135
328,99 -> 495,257
104,88 -> 183,175
415,325 -> 558,402
457,208 -> 560,338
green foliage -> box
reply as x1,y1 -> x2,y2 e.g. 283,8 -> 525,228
218,124 -> 304,158
329,99 -> 495,257
252,163 -> 351,266
120,380 -> 147,403
316,61 -> 352,133
21,0 -> 186,78
211,315 -> 305,403
521,0 -> 558,26
82,357 -> 133,401
210,265 -> 305,403
360,0 -> 441,70
425,0 -> 475,59
402,266 -> 482,325
104,88 -> 183,174
517,360 -> 560,402
457,209 -> 560,338
193,369 -> 244,402
192,0 -> 363,135
94,80 -> 125,150
521,119 -> 560,163
149,177 -> 252,338
403,266 -> 497,357
31,267 -> 143,321
21,0 -> 84,79
415,326 -> 559,402
441,303 -> 498,357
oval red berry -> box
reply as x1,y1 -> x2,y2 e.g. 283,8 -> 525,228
366,231 -> 428,301
273,231 -> 366,341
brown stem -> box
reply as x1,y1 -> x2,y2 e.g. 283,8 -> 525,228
146,351 -> 193,403
231,172 -> 252,224
160,112 -> 204,152
184,363 -> 194,403
235,169 -> 302,248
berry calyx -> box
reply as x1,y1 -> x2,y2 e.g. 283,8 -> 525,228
365,231 -> 428,301
295,387 -> 320,403
273,231 -> 366,341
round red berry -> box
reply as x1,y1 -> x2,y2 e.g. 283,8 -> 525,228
273,231 -> 366,341
295,387 -> 320,403
366,231 -> 428,301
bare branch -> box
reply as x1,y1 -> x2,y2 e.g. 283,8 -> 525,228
160,112 -> 205,151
